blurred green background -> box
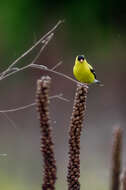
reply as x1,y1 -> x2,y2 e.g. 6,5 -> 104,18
0,0 -> 126,189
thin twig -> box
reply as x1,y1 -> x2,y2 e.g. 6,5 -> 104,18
0,20 -> 64,78
0,59 -> 87,87
0,103 -> 36,113
50,93 -> 70,102
0,19 -> 86,87
0,20 -> 87,87
0,94 -> 69,113
0,64 -> 31,81
30,33 -> 54,65
51,61 -> 62,71
0,112 -> 17,128
31,64 -> 87,86
0,33 -> 53,81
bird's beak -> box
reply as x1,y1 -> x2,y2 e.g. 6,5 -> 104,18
80,59 -> 83,63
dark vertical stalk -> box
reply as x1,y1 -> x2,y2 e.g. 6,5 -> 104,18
122,170 -> 126,190
67,84 -> 88,190
111,127 -> 122,190
36,76 -> 57,190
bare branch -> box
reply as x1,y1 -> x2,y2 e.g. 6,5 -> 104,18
51,61 -> 62,71
0,112 -> 17,129
30,33 -> 54,65
0,64 -> 31,81
50,93 -> 70,102
0,94 -> 69,113
0,20 -> 64,78
0,20 -> 88,88
0,33 -> 53,81
0,58 -> 87,88
30,64 -> 87,87
0,103 -> 36,113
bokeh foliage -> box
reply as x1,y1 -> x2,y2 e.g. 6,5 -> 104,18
0,0 -> 126,66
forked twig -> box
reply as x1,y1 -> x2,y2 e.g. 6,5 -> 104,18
0,20 -> 87,114
0,94 -> 69,113
0,32 -> 53,81
0,20 -> 64,78
0,19 -> 86,88
31,63 -> 86,86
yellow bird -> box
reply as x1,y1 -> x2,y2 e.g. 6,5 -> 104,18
73,55 -> 101,84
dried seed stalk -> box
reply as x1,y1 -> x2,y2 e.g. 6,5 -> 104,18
111,127 -> 122,190
36,76 -> 57,190
122,170 -> 126,190
67,84 -> 88,190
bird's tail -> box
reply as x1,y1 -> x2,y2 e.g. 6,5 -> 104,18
94,79 -> 104,87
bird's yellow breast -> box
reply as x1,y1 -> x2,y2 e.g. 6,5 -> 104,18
73,61 -> 95,84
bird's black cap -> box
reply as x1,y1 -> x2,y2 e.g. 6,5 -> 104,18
78,55 -> 85,61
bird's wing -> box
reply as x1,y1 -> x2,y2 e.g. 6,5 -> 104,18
87,64 -> 96,79
87,63 -> 96,79
90,68 -> 96,79
88,63 -> 93,70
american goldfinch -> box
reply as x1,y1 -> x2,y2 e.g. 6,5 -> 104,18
73,55 -> 101,84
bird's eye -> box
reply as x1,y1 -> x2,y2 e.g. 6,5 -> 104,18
78,55 -> 84,61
